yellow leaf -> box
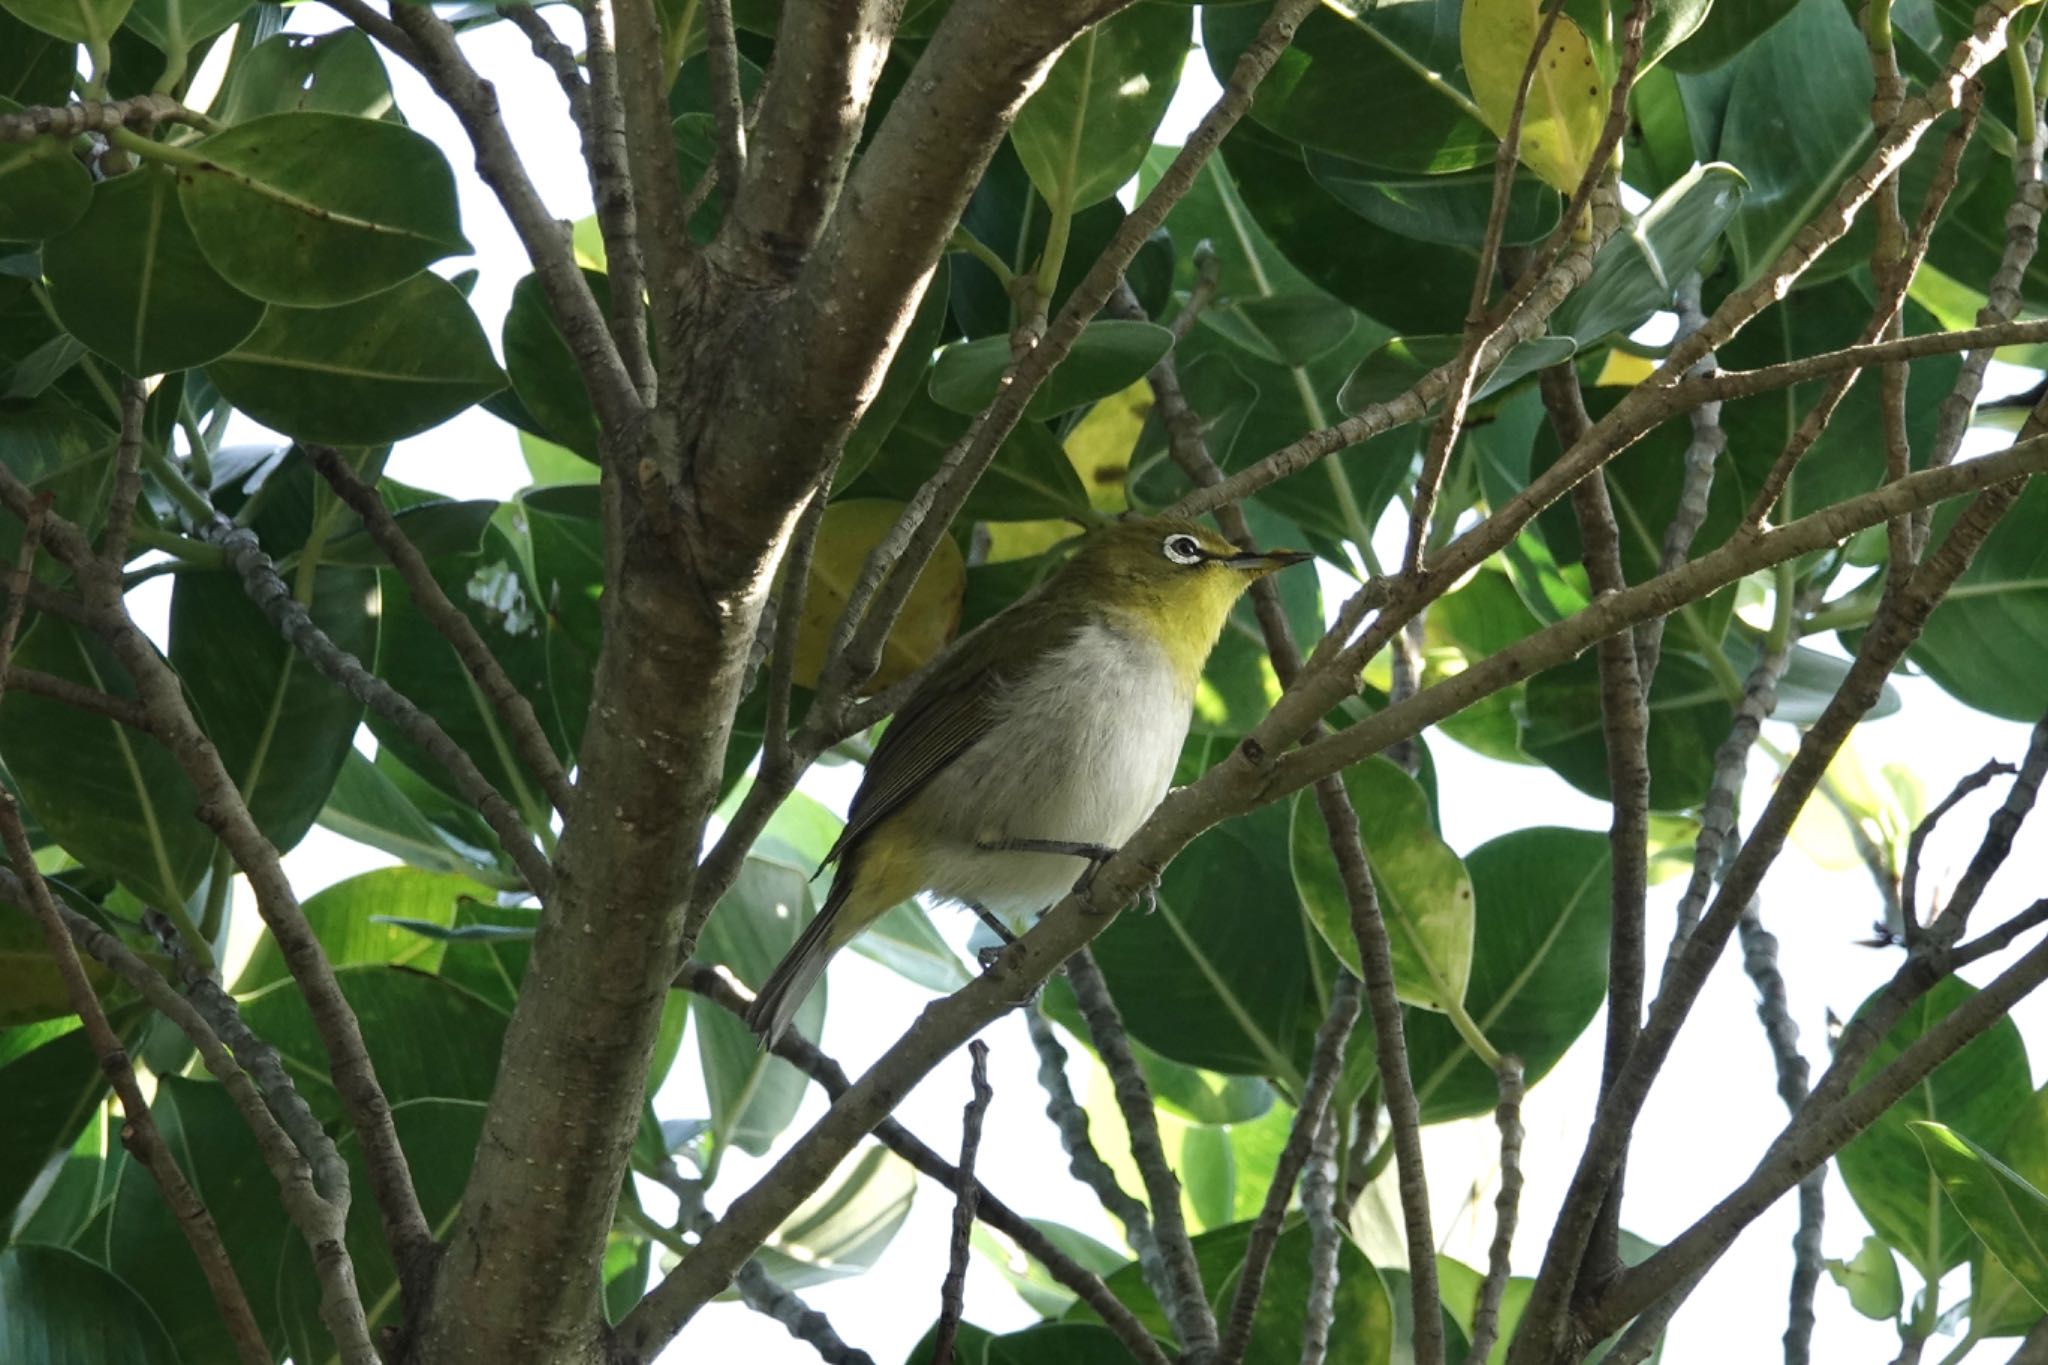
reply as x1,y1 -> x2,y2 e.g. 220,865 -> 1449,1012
1460,0 -> 1610,194
1062,378 -> 1152,513
1594,348 -> 1657,387
791,500 -> 965,693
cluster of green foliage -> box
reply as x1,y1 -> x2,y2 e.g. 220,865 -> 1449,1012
1,0 -> 2047,1359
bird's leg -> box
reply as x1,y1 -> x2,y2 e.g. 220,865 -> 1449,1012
970,902 -> 1017,972
978,837 -> 1162,916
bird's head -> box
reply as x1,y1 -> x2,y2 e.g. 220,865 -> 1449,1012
1050,515 -> 1312,682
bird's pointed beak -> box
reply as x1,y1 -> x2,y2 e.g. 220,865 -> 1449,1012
1222,548 -> 1313,576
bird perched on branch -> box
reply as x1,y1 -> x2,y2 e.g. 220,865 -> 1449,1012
745,515 -> 1311,1045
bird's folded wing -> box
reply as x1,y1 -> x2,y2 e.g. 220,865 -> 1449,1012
815,665 -> 1004,870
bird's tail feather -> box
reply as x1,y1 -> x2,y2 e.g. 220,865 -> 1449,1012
744,886 -> 847,1048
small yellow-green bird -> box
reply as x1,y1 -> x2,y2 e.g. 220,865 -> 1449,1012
745,515 -> 1311,1044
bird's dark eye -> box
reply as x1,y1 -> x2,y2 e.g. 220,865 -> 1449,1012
1161,534 -> 1205,566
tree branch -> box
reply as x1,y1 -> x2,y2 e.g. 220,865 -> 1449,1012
1298,1106 -> 1342,1365
307,444 -> 574,817
674,963 -> 1173,1365
1541,363 -> 1649,1290
1505,434 -> 2037,1362
384,2 -> 643,442
1023,1001 -> 1171,1311
1218,973 -> 1363,1365
578,0 -> 655,401
0,471 -> 437,1299
1466,1056 -> 1527,1365
930,1039 -> 991,1365
1065,949 -> 1217,1360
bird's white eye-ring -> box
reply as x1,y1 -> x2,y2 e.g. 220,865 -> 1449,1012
1162,534 -> 1205,565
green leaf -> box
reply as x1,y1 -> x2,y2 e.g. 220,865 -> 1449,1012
177,112 -> 469,306
318,748 -> 516,884
1200,293 -> 1362,370
1221,1223 -> 1394,1365
1306,154 -> 1559,250
1088,803 -> 1311,1082
1220,123 -> 1477,336
0,96 -> 90,241
106,1076 -> 292,1359
0,0 -> 128,48
1666,0 -> 1801,73
233,866 -> 492,994
0,1015 -> 140,1230
1408,828 -> 1611,1122
1825,1235 -> 1905,1321
1010,3 -> 1188,210
1909,476 -> 2048,722
1838,975 -> 2032,1280
1205,0 -> 1491,173
854,389 -> 1093,523
43,166 -> 264,375
1714,0 -> 1872,285
0,395 -> 120,573
319,496 -> 497,567
747,1142 -> 918,1288
1913,1122 -> 2048,1314
0,616 -> 213,908
1716,278 -> 1960,522
121,0 -> 245,58
169,553 -> 373,856
1522,651 -> 1736,811
841,257 -> 952,492
1340,333 -> 1576,414
431,900 -> 539,1013
211,29 -> 397,124
237,965 -> 508,1123
1040,978 -> 1278,1125
1552,162 -> 1748,346
0,892 -> 135,1024
1460,0 -> 1608,192
503,268 -> 616,460
277,1098 -> 485,1364
0,1244 -> 180,1364
365,515 -> 565,821
975,1219 -> 1127,1319
1291,758 -> 1475,1012
206,271 -> 505,444
930,320 -> 1172,420
0,10 -> 75,105
986,1323 -> 1144,1365
695,856 -> 823,1158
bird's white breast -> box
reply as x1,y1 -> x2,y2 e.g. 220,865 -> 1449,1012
908,620 -> 1191,916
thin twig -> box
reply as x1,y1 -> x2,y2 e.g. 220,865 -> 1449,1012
930,1039 -> 992,1365
1218,974 -> 1363,1365
1297,1106 -> 1342,1365
1635,273 -> 1722,682
661,1174 -> 878,1365
1937,709 -> 2048,942
384,1 -> 642,440
1023,1002 -> 1171,1311
1466,1055 -> 1526,1365
578,0 -> 655,400
499,3 -> 589,129
0,801 -> 269,1365
0,92 -> 213,139
1405,0 -> 1581,574
101,379 -> 149,569
307,444 -> 574,816
1,667 -> 152,728
674,963 -> 1174,1365
0,466 -> 437,1293
1542,362 -> 1648,1286
704,0 -> 748,194
1736,896 -> 1824,1365
1066,949 -> 1218,1360
1903,758 -> 2018,937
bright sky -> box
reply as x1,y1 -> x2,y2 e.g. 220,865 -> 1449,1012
157,12 -> 2048,1364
